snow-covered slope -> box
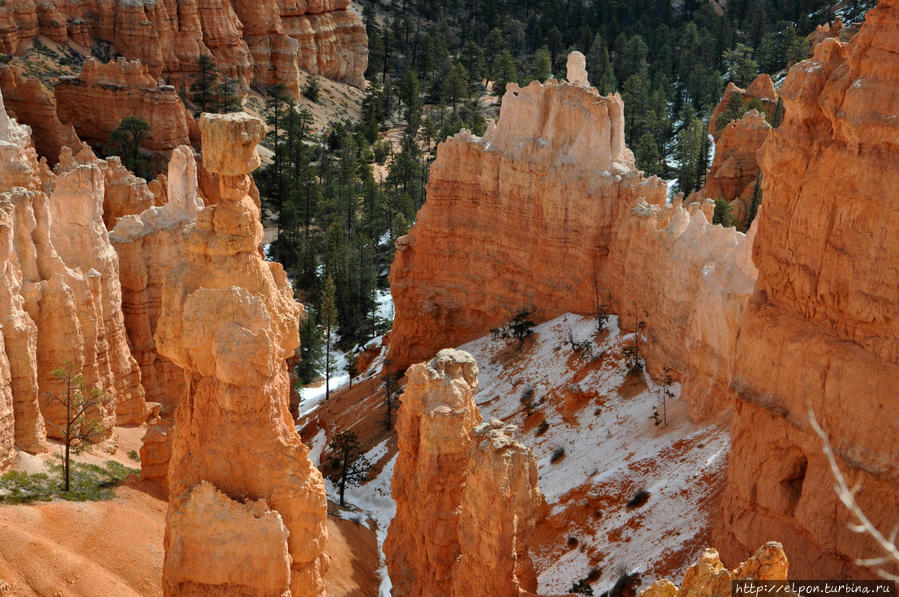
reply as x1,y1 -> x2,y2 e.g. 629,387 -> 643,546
305,312 -> 730,596
459,313 -> 729,594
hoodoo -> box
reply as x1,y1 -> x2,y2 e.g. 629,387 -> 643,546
0,89 -> 146,464
156,112 -> 328,596
385,349 -> 544,597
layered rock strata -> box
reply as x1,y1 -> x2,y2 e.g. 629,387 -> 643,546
157,112 -> 327,596
0,0 -> 366,93
54,58 -> 193,153
718,0 -> 899,579
389,57 -> 757,422
389,68 -> 666,373
385,349 -> 543,597
640,542 -> 788,597
109,145 -> 201,493
0,91 -> 146,463
0,63 -> 80,163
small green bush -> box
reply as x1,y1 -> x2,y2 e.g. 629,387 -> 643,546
535,421 -> 550,436
0,460 -> 139,504
127,449 -> 141,462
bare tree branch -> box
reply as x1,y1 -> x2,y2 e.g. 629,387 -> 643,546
808,408 -> 899,581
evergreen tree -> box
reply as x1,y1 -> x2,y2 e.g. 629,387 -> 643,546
298,309 -> 325,385
216,77 -> 241,113
107,116 -> 151,178
531,46 -> 552,82
587,34 -> 616,94
673,117 -> 707,196
190,55 -> 219,114
723,43 -> 758,87
325,430 -> 370,506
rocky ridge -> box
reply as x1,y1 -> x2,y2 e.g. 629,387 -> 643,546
0,0 -> 366,94
54,58 -> 194,154
389,53 -> 757,422
640,542 -> 788,597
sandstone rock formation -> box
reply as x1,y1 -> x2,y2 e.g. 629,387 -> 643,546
605,200 -> 758,420
697,75 -> 779,230
389,62 -> 666,373
0,0 -> 366,96
0,91 -> 146,460
640,542 -> 788,597
111,145 -> 199,416
279,0 -> 368,88
57,142 -> 168,230
388,55 -> 757,422
718,0 -> 899,579
55,58 -> 193,153
108,144 -> 201,492
157,112 -> 327,596
0,63 -> 80,163
385,349 -> 543,597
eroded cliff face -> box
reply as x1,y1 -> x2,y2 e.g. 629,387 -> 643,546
55,58 -> 193,153
696,75 -> 778,230
0,63 -> 79,164
385,349 -> 543,597
389,62 -> 666,374
389,56 -> 757,422
718,0 -> 899,578
157,112 -> 328,596
0,92 -> 146,464
0,0 -> 366,95
605,200 -> 758,420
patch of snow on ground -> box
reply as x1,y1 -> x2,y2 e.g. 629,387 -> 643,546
298,344 -> 350,418
323,442 -> 397,597
375,288 -> 395,321
307,428 -> 328,467
458,313 -> 730,595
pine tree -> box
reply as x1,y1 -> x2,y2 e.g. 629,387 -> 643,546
107,115 -> 151,178
531,47 -> 552,82
45,363 -> 104,492
298,309 -> 325,385
325,430 -> 370,507
587,34 -> 616,94
190,55 -> 219,114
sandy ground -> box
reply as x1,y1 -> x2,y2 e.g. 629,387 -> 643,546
0,426 -> 380,596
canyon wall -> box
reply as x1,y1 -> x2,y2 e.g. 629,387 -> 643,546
157,112 -> 328,595
0,0 -> 366,95
0,91 -> 147,467
388,61 -> 667,373
389,55 -> 757,421
718,0 -> 899,579
55,58 -> 193,153
385,349 -> 543,597
0,64 -> 79,163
